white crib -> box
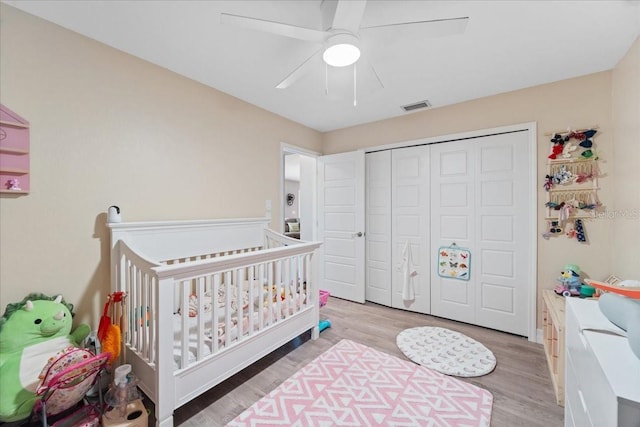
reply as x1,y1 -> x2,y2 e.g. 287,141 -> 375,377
108,216 -> 322,427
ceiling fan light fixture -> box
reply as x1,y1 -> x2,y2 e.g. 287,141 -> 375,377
323,33 -> 360,67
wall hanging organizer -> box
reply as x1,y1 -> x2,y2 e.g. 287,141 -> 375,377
543,126 -> 600,243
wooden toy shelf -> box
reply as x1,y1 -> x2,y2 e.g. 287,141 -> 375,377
542,289 -> 565,406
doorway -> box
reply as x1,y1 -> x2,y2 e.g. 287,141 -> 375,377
281,144 -> 318,242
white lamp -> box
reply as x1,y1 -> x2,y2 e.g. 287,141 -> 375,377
323,33 -> 360,67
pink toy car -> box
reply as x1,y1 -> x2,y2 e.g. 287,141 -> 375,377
554,283 -> 581,297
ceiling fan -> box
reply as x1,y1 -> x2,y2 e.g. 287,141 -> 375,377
221,0 -> 468,96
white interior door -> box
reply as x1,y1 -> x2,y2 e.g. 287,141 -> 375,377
391,146 -> 430,313
317,151 -> 366,303
430,131 -> 531,336
365,151 -> 391,306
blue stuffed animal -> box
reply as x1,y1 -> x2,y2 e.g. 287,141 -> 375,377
554,264 -> 582,297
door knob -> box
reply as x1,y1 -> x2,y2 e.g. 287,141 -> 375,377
353,231 -> 364,237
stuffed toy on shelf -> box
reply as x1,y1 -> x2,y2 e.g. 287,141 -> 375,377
554,264 -> 583,297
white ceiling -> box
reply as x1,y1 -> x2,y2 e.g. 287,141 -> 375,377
4,0 -> 639,132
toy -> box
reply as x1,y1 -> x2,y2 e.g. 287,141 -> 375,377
6,178 -> 21,190
98,292 -> 126,364
318,290 -> 331,332
0,293 -> 90,422
319,319 -> 332,332
554,264 -> 582,297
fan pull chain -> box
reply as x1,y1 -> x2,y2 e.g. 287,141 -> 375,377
325,63 -> 329,96
353,63 -> 357,106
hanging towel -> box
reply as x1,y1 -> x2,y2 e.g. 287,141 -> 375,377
398,241 -> 418,303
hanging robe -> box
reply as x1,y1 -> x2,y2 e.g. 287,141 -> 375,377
398,241 -> 418,303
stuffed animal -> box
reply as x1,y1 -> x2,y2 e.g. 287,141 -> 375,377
554,264 -> 582,297
0,293 -> 90,422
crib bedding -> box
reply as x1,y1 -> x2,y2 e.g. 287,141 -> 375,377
173,284 -> 307,370
179,280 -> 260,319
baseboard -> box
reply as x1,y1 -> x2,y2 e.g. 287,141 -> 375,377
536,328 -> 543,344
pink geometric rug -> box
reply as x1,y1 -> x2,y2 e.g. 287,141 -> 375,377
227,339 -> 493,426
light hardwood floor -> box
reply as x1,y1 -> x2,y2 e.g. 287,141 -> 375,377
154,297 -> 564,426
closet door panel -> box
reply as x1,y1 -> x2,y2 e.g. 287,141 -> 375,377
430,141 -> 476,323
391,146 -> 430,313
365,151 -> 392,306
475,132 -> 530,336
430,131 -> 531,336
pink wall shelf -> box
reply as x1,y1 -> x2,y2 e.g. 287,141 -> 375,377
0,104 -> 30,194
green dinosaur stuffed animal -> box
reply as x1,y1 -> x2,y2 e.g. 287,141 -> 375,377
0,293 -> 90,422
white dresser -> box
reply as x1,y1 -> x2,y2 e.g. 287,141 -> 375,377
565,298 -> 640,427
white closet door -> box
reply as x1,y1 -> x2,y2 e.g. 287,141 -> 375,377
430,131 -> 531,336
430,140 -> 477,324
365,151 -> 391,306
391,145 -> 431,313
474,132 -> 531,335
317,151 -> 366,303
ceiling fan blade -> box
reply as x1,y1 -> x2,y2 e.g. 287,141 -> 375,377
221,13 -> 329,43
361,16 -> 469,37
276,48 -> 323,89
331,0 -> 367,33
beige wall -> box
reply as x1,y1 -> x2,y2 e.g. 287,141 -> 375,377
0,5 -> 322,327
324,45 -> 639,326
611,37 -> 640,279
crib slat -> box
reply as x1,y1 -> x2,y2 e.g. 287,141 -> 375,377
150,275 -> 157,365
293,256 -> 298,314
284,257 -> 291,318
267,262 -> 274,326
136,266 -> 144,359
145,272 -> 151,363
197,277 -> 205,361
274,259 -> 283,321
224,271 -> 232,348
212,274 -> 220,354
180,282 -> 189,369
132,268 -> 139,355
235,269 -> 243,340
248,265 -> 255,336
258,263 -> 265,331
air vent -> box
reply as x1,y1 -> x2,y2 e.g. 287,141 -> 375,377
401,100 -> 432,112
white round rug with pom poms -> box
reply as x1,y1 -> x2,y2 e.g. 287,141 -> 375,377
396,326 -> 496,377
